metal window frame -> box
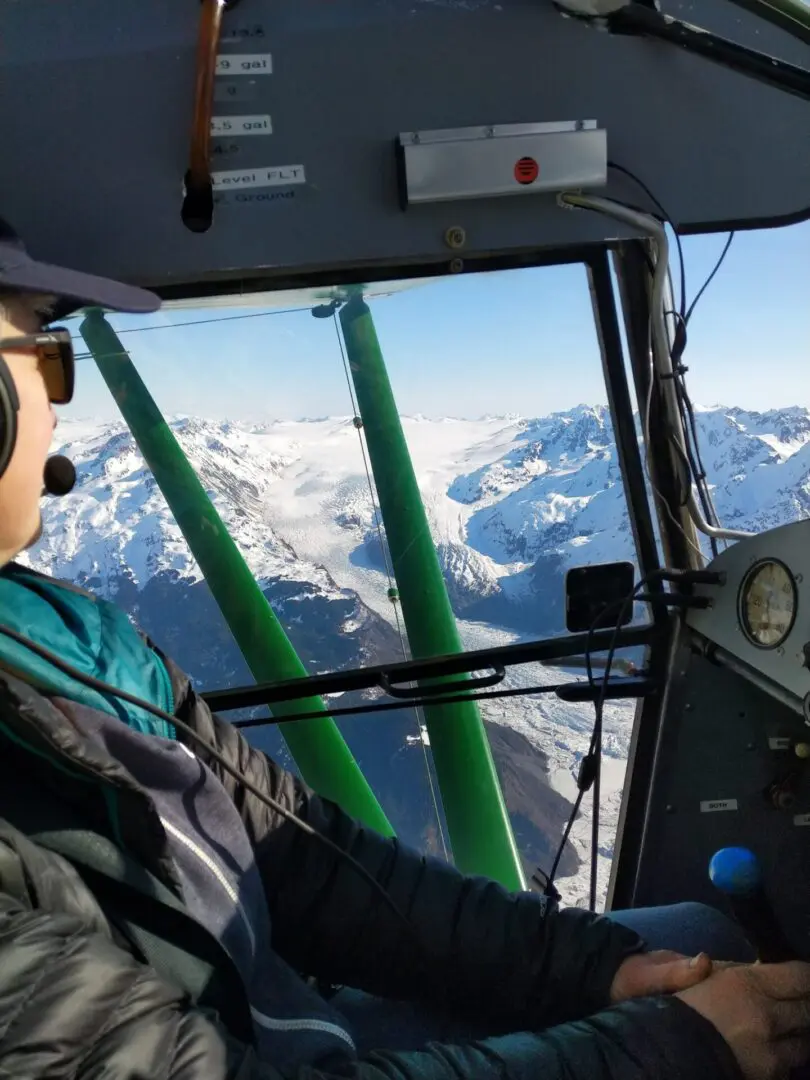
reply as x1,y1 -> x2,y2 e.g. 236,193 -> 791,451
606,241 -> 691,910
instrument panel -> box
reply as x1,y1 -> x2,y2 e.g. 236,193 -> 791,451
738,559 -> 798,651
687,520 -> 810,713
614,520 -> 810,922
618,634 -> 810,954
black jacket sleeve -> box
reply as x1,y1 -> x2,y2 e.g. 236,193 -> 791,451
0,886 -> 255,1080
0,882 -> 743,1080
171,676 -> 644,1033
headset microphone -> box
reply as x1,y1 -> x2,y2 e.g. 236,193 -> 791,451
42,454 -> 76,497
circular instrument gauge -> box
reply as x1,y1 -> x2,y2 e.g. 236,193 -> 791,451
739,559 -> 798,649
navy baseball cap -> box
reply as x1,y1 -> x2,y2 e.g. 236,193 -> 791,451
0,216 -> 161,319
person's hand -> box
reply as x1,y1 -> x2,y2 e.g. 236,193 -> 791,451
677,961 -> 810,1080
610,949 -> 714,1003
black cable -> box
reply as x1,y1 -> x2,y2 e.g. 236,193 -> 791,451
69,305 -> 307,343
664,323 -> 716,550
673,381 -> 718,555
588,588 -> 642,911
544,568 -> 711,907
607,161 -> 686,320
606,162 -> 718,556
546,781 -> 587,889
583,588 -> 642,911
582,568 -> 721,908
608,173 -> 732,559
684,233 -> 735,327
547,590 -> 641,900
0,621 -> 426,954
673,233 -> 736,553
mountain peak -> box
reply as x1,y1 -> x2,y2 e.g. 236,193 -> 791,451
41,403 -> 810,601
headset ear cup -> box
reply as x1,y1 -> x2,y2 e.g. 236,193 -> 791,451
0,354 -> 19,482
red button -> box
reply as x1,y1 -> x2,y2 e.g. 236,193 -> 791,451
514,157 -> 539,185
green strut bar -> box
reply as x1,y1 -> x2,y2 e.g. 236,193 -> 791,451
80,307 -> 393,835
339,296 -> 525,890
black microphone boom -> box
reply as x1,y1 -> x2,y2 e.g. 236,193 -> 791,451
43,455 -> 76,497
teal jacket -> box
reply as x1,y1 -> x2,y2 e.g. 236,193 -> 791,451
0,562 -> 175,737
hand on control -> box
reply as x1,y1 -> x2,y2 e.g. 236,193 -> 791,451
610,949 -> 713,1003
677,961 -> 810,1080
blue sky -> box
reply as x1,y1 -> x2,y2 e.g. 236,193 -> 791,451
66,219 -> 810,422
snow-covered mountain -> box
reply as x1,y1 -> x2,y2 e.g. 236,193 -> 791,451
21,404 -> 810,906
36,405 -> 810,628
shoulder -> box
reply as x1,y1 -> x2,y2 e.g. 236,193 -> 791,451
3,562 -> 99,601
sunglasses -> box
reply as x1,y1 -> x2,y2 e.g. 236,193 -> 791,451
0,327 -> 75,405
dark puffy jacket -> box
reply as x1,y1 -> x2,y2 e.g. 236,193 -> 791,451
0,591 -> 743,1080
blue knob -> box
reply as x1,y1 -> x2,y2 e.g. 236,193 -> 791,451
709,847 -> 762,897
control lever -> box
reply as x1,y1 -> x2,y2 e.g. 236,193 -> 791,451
709,847 -> 795,963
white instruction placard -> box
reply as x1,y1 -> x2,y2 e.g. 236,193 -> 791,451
699,799 -> 739,813
211,165 -> 306,190
215,54 -> 273,76
211,115 -> 272,137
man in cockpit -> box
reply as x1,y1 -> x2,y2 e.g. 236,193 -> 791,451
1,216 -> 809,1080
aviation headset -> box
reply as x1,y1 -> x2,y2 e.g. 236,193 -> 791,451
0,345 -> 19,482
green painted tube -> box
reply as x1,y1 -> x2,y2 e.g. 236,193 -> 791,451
734,0 -> 810,38
339,297 -> 525,890
79,307 -> 393,835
